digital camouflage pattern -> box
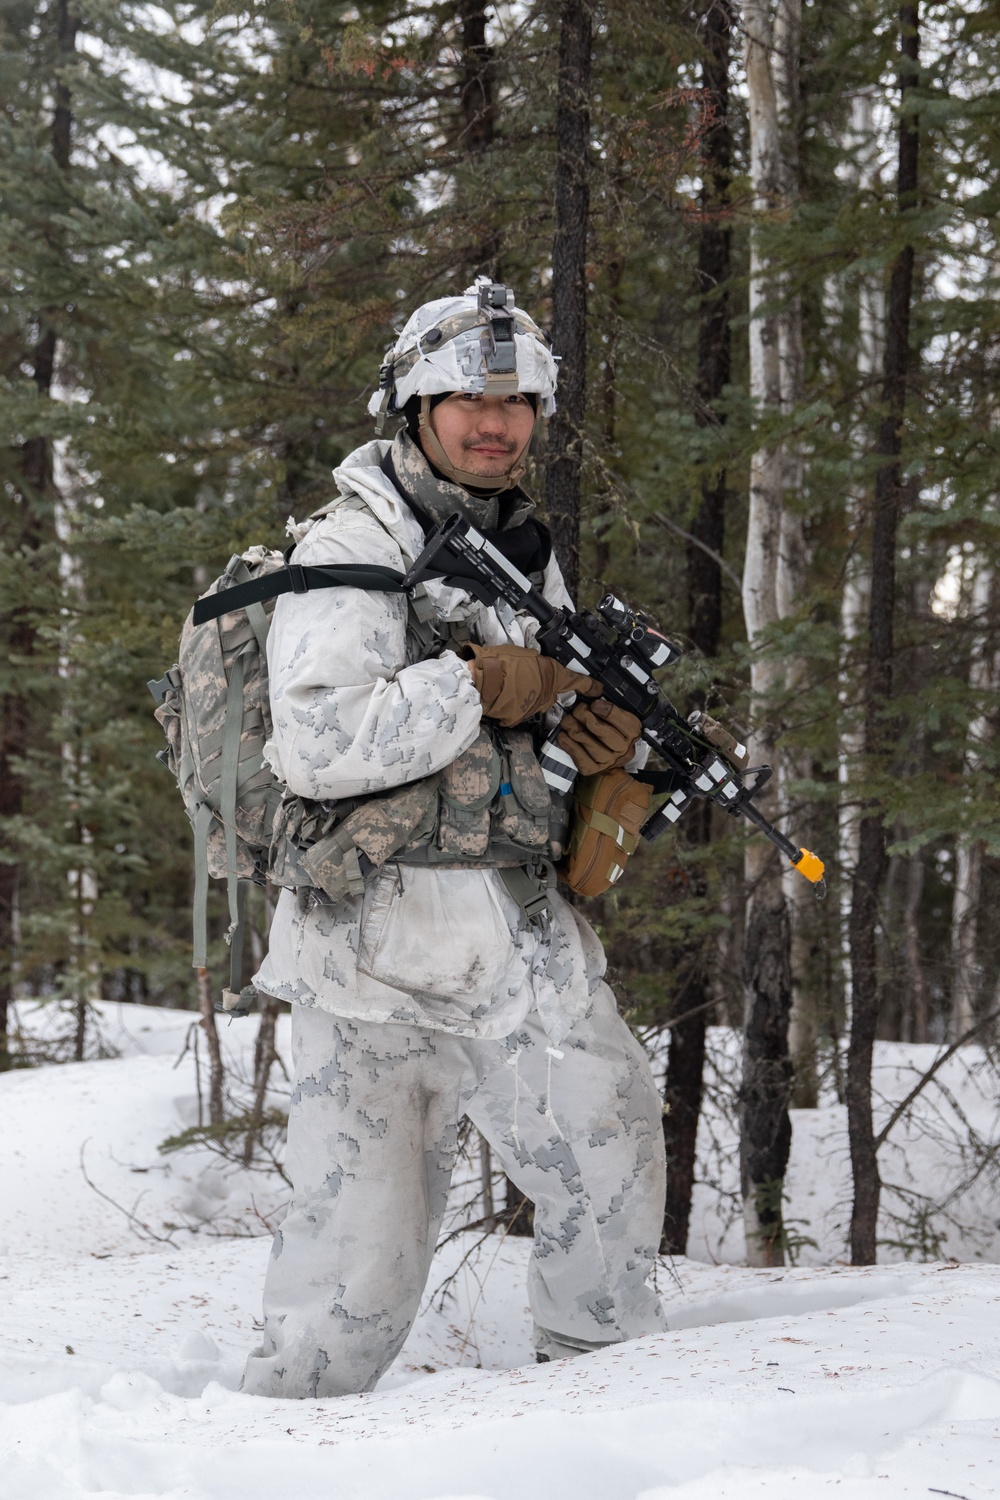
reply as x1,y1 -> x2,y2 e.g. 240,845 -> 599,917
254,437 -> 616,1033
261,463 -> 482,808
154,546 -> 285,883
300,776 -> 440,899
366,281 -> 559,428
388,424 -> 536,535
492,729 -> 552,850
434,727 -> 499,857
268,724 -> 552,905
243,915 -> 667,1400
247,437 -> 666,1399
152,427 -> 570,946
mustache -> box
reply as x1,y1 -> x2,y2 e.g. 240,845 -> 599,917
461,435 -> 519,454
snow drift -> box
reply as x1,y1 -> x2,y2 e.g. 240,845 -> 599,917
4,1001 -> 1000,1499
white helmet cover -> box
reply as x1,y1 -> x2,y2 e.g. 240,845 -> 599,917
368,277 -> 558,433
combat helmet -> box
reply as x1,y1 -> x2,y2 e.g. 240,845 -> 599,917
368,277 -> 558,491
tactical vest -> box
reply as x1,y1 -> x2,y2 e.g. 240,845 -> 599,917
268,498 -> 565,926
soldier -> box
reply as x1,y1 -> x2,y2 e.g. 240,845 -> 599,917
243,279 -> 667,1400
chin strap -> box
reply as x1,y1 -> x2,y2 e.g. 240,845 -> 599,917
417,396 -> 529,495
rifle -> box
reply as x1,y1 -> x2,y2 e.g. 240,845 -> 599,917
403,512 -> 826,894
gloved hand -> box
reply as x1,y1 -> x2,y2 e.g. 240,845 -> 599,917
557,697 -> 643,777
460,643 -> 597,728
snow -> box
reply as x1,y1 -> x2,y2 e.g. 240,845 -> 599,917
4,1002 -> 1000,1499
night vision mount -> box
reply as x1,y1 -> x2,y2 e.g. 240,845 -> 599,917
373,279 -> 535,433
475,280 -> 518,387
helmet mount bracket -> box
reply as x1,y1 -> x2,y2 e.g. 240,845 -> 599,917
369,276 -> 557,437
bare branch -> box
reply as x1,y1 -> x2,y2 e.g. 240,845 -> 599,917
874,1011 -> 999,1152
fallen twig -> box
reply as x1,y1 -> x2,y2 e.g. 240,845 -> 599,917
79,1138 -> 178,1247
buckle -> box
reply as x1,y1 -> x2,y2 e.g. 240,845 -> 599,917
522,889 -> 551,924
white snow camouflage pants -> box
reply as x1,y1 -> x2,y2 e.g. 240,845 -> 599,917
242,985 -> 667,1398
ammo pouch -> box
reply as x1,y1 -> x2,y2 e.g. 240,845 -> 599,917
415,726 -> 550,864
269,777 -> 440,902
270,725 -> 554,911
559,769 -> 652,898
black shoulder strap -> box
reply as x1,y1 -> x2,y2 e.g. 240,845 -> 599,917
192,561 -> 407,626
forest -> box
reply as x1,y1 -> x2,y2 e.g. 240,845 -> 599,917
2,0 -> 999,1273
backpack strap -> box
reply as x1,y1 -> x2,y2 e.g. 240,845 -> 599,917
191,800 -> 215,971
191,561 -> 406,626
220,645 -> 249,948
189,641 -> 265,995
181,502 -> 410,1007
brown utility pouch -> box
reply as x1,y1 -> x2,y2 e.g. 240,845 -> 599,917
559,770 -> 653,898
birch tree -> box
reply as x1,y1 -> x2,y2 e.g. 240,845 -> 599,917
951,563 -> 998,1036
838,91 -> 883,1051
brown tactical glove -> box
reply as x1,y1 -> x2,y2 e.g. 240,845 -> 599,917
460,643 -> 597,728
557,697 -> 643,777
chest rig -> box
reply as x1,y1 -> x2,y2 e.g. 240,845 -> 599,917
269,451 -> 560,926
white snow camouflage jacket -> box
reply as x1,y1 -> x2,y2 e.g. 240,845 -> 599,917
253,435 -> 612,1042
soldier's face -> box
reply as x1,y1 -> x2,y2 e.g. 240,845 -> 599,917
429,392 -> 535,478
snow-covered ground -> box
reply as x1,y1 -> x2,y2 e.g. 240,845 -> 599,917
4,1000 -> 1000,1499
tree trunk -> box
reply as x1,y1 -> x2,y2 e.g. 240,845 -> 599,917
545,0 -> 592,603
0,635 -> 30,1069
838,93 -> 883,1040
499,1174 -> 535,1236
458,0 -> 496,153
951,564 -> 996,1037
686,0 -> 732,654
478,1134 -> 496,1230
739,0 -> 801,1267
902,847 -> 928,1043
770,0 -> 813,1108
661,939 -> 710,1254
661,0 -> 732,1259
848,1 -> 920,1267
197,968 -> 226,1127
243,992 -> 281,1165
0,0 -> 78,1070
593,243 -> 624,582
457,0 -> 500,276
73,995 -> 88,1062
951,838 -> 983,1037
741,882 -> 794,1261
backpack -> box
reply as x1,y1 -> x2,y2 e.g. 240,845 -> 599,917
148,544 -> 405,1012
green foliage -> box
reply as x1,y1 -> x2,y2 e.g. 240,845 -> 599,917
2,0 -> 998,1042
159,1108 -> 289,1156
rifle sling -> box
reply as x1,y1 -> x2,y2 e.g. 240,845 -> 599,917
635,767 -> 687,796
192,563 -> 407,625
